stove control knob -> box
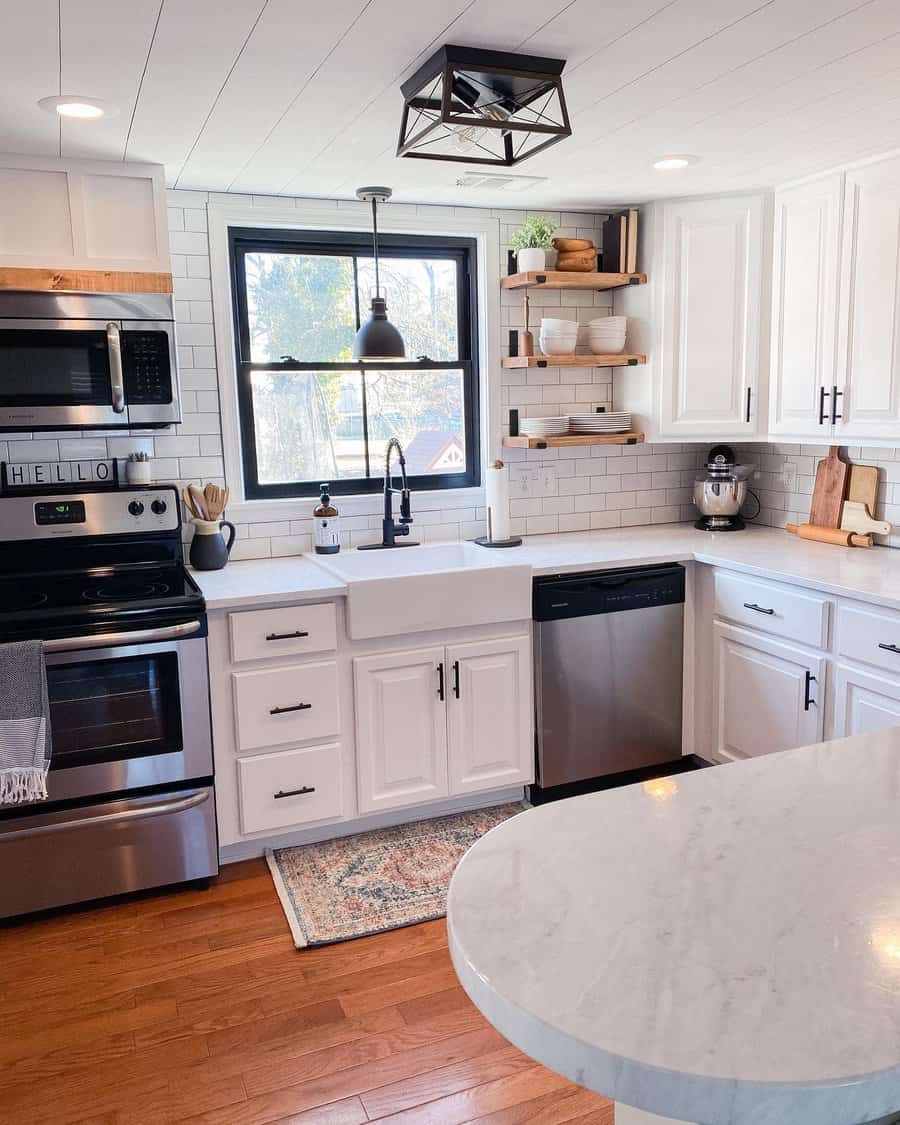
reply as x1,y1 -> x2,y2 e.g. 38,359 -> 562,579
150,498 -> 167,515
128,500 -> 145,517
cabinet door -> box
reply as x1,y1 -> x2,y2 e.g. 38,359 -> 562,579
446,635 -> 533,795
833,663 -> 900,738
770,175 -> 842,438
354,647 -> 448,814
660,195 -> 765,437
714,623 -> 823,761
836,155 -> 900,439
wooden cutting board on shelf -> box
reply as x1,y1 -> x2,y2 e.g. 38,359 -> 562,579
809,446 -> 850,528
846,464 -> 879,514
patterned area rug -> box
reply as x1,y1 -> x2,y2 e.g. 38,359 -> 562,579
266,802 -> 527,949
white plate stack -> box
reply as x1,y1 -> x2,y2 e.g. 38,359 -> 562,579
587,316 -> 627,355
568,411 -> 632,434
520,416 -> 570,437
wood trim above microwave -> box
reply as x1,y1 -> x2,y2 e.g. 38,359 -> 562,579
0,268 -> 173,294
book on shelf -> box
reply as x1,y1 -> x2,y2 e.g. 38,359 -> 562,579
601,209 -> 639,273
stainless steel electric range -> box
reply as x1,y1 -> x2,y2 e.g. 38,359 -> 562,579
0,482 -> 217,918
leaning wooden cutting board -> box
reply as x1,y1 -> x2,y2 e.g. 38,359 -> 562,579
809,446 -> 850,528
847,463 -> 879,514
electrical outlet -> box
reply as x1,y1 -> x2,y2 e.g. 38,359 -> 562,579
509,465 -> 557,498
780,462 -> 799,492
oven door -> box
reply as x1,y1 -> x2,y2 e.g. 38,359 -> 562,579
0,318 -> 125,430
41,623 -> 212,803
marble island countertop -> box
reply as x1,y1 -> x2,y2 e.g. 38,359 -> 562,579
447,727 -> 900,1125
191,523 -> 900,613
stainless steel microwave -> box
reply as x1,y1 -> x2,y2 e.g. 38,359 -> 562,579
0,291 -> 181,430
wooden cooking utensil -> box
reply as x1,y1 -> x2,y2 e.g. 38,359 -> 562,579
840,500 -> 891,537
786,523 -> 871,547
809,446 -> 849,529
182,486 -> 202,519
847,464 -> 879,514
521,294 -> 534,357
188,484 -> 208,521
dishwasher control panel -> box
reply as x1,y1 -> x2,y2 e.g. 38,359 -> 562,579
533,563 -> 685,621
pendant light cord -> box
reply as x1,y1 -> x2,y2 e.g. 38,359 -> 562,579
371,196 -> 381,298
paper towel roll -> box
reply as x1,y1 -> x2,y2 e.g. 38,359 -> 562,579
485,461 -> 511,541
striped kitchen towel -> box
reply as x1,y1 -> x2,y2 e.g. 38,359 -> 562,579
0,640 -> 52,805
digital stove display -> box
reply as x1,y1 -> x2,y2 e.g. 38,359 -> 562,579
34,500 -> 86,526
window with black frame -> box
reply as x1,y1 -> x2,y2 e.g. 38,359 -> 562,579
229,227 -> 480,499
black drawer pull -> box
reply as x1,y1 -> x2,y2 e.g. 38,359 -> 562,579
744,602 -> 775,615
266,630 -> 309,641
269,702 -> 313,715
452,660 -> 460,698
878,643 -> 900,655
273,786 -> 315,799
804,670 -> 816,712
437,661 -> 445,701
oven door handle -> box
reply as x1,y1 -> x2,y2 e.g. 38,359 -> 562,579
43,619 -> 202,653
107,322 -> 126,414
0,788 -> 210,841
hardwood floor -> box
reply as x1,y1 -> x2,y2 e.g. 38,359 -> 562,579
0,859 -> 613,1125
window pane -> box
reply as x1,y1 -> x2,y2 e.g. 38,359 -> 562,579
244,252 -> 356,363
357,257 -> 459,361
364,368 -> 466,476
249,370 -> 366,483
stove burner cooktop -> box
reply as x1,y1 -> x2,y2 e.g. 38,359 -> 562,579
82,579 -> 172,604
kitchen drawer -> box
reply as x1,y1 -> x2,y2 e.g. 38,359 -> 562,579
836,601 -> 900,676
229,602 -> 337,664
713,570 -> 829,649
238,743 -> 342,834
232,661 -> 340,752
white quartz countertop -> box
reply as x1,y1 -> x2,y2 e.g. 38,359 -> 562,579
190,557 -> 346,609
447,728 -> 900,1125
192,524 -> 900,614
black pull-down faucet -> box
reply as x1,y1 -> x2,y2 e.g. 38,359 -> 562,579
358,437 -> 420,550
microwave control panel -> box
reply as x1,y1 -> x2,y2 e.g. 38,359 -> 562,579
123,331 -> 173,405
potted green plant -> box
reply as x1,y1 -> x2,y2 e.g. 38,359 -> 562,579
125,450 -> 152,485
510,217 -> 556,272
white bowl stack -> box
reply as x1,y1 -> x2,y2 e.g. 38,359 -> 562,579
569,411 -> 632,434
539,317 -> 578,357
587,316 -> 627,355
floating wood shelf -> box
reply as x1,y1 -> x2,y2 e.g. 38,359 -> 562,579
502,353 -> 645,369
501,270 -> 647,291
503,432 -> 645,449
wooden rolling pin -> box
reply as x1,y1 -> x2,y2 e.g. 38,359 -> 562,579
786,523 -> 872,547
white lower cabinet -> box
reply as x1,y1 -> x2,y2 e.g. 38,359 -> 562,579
355,634 -> 533,815
713,622 -> 824,760
238,743 -> 343,835
354,646 -> 449,814
447,636 -> 532,795
833,663 -> 900,738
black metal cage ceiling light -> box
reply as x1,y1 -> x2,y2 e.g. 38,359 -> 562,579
397,45 -> 571,168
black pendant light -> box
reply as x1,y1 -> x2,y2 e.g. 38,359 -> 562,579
353,187 -> 405,361
397,45 -> 571,167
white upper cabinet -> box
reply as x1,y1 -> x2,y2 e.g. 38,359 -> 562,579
769,175 -> 842,439
659,194 -> 766,438
0,153 -> 170,275
835,155 -> 900,440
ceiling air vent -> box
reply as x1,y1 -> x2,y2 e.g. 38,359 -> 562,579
455,171 -> 548,192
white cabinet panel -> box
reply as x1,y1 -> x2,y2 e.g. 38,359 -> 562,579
354,647 -> 448,814
713,569 -> 830,649
232,661 -> 340,751
238,743 -> 342,835
714,623 -> 823,761
833,663 -> 900,739
447,635 -> 533,795
229,602 -> 337,663
770,175 -> 842,438
660,195 -> 765,437
835,600 -> 900,676
837,155 -> 900,439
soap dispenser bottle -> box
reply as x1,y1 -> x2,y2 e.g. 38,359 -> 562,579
313,483 -> 340,554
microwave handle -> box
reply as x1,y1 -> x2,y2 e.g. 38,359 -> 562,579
106,322 -> 126,413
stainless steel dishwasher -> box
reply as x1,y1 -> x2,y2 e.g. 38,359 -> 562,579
532,564 -> 686,800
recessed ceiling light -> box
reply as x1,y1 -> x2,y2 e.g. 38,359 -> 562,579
38,95 -> 117,120
653,154 -> 697,171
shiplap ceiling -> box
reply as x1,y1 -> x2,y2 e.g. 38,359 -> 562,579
4,0 -> 900,208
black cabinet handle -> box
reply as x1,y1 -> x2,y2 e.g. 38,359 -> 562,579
266,630 -> 309,641
273,786 -> 315,799
437,662 -> 445,701
878,643 -> 900,655
269,702 -> 312,715
745,386 -> 752,423
804,670 -> 816,711
831,385 -> 843,424
743,602 -> 775,615
452,660 -> 460,699
818,386 -> 830,425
